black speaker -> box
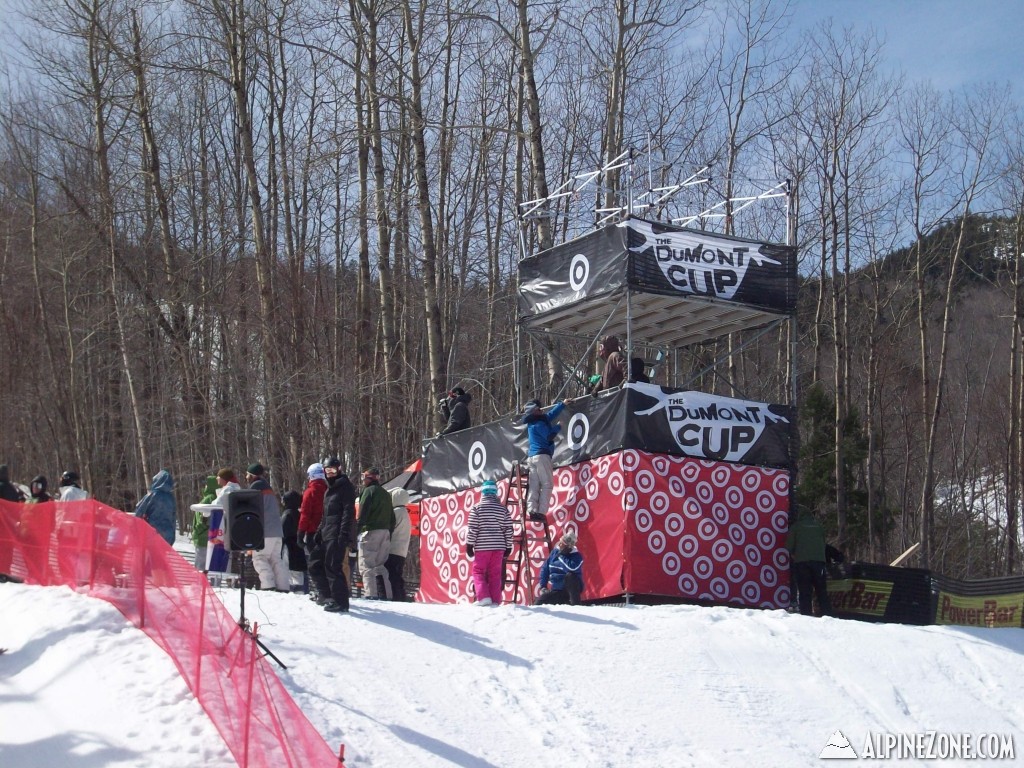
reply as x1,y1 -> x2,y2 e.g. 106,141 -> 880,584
224,490 -> 265,552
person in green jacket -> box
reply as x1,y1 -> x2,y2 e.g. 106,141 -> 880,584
786,505 -> 832,617
191,475 -> 217,571
357,468 -> 395,599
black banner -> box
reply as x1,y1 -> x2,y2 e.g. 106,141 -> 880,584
625,219 -> 797,313
517,217 -> 797,319
421,383 -> 793,497
518,223 -> 628,317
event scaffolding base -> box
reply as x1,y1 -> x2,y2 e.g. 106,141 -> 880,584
416,449 -> 791,608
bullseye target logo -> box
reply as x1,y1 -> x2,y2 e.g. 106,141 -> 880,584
467,441 -> 487,478
567,413 -> 590,450
569,254 -> 590,291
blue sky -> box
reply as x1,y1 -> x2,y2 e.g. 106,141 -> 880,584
791,0 -> 1024,95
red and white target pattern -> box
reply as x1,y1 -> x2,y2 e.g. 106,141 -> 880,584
416,450 -> 790,608
619,451 -> 790,608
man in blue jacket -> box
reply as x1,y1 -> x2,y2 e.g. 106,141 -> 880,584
536,531 -> 584,606
521,398 -> 569,522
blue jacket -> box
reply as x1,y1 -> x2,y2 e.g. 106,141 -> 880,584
539,547 -> 583,591
135,469 -> 177,546
524,402 -> 565,456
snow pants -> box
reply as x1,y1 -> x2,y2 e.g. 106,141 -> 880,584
526,453 -> 554,519
252,537 -> 291,590
358,529 -> 392,599
472,549 -> 505,604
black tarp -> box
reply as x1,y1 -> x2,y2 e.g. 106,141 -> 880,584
518,217 -> 798,321
421,383 -> 793,497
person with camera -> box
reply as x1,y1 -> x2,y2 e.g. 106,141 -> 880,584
437,386 -> 472,436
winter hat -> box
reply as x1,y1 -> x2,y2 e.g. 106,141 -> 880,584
450,386 -> 466,398
559,531 -> 578,549
521,399 -> 542,420
31,475 -> 48,493
306,463 -> 325,480
390,488 -> 411,507
481,480 -> 498,496
0,464 -> 9,483
246,462 -> 265,476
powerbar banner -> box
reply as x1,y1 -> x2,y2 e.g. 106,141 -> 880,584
517,217 -> 797,318
935,592 -> 1024,628
421,383 -> 792,497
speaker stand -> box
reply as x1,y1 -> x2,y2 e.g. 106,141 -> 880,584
237,554 -> 287,670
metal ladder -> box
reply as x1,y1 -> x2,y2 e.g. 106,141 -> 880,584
502,461 -> 552,605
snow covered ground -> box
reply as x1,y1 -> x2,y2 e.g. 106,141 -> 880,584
2,545 -> 1023,767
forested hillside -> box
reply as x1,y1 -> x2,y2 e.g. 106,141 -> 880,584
0,0 -> 1021,577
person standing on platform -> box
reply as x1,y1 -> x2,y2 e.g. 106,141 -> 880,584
465,480 -> 512,606
536,531 -> 584,606
386,488 -> 412,602
245,463 -> 291,592
57,471 -> 89,501
591,334 -> 626,394
357,468 -> 394,599
311,457 -> 357,613
521,398 -> 568,522
786,506 -> 833,617
438,386 -> 473,436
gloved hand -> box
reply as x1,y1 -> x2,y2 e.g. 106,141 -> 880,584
503,548 -> 512,558
466,544 -> 474,558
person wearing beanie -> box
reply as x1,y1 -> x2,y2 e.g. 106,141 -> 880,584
309,457 -> 357,612
521,398 -> 570,523
245,463 -> 290,592
28,475 -> 52,503
357,468 -> 395,599
58,470 -> 89,501
133,469 -> 176,546
465,479 -> 513,606
437,386 -> 473,437
298,463 -> 328,568
279,489 -> 307,590
536,530 -> 584,606
591,334 -> 626,394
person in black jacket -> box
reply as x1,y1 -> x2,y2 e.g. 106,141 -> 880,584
438,387 -> 472,436
0,464 -> 26,503
309,457 -> 357,613
280,489 -> 307,592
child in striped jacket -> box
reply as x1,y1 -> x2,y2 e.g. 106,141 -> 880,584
466,480 -> 513,605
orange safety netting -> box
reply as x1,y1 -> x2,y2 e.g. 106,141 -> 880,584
0,499 -> 340,768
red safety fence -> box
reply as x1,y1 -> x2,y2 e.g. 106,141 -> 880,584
0,499 -> 340,768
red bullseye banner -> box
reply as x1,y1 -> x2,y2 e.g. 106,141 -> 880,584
417,449 -> 790,608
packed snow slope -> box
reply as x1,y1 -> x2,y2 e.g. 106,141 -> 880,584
2,580 -> 1023,767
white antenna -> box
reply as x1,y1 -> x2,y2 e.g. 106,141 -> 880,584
671,181 -> 788,228
518,149 -> 633,221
